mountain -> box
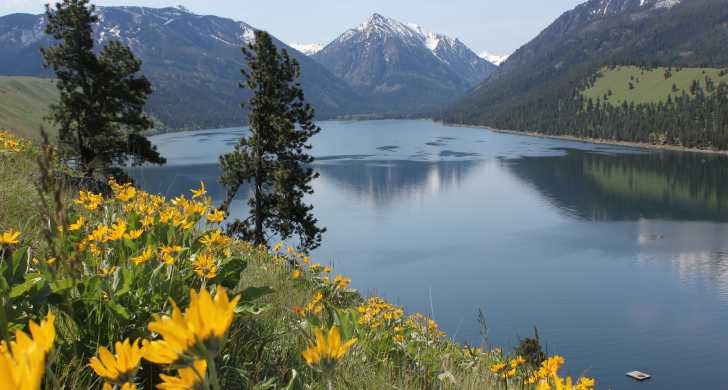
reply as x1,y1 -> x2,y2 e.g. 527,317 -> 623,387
289,43 -> 323,56
478,51 -> 509,66
440,0 -> 728,132
0,6 -> 364,130
312,14 -> 496,115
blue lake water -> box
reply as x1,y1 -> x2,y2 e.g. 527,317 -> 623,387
129,119 -> 728,390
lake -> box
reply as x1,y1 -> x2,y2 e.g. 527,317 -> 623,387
129,119 -> 728,390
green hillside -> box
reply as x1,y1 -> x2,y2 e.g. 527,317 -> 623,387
583,66 -> 728,105
0,76 -> 58,140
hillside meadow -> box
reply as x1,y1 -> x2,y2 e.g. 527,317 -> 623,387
0,77 -> 58,140
583,65 -> 728,106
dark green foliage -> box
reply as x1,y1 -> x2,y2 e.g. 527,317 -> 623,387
220,31 -> 325,251
514,328 -> 546,367
41,0 -> 164,179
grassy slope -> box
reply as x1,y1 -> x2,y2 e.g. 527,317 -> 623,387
583,66 -> 728,105
0,76 -> 58,140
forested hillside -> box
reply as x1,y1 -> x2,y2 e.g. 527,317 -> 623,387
439,0 -> 728,149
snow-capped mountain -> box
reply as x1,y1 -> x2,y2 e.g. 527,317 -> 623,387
312,13 -> 496,114
288,43 -> 324,56
0,6 -> 363,129
479,51 -> 510,66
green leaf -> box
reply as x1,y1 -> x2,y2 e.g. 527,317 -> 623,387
239,286 -> 274,302
107,301 -> 131,320
50,278 -> 75,294
335,308 -> 358,341
115,267 -> 133,297
10,274 -> 42,298
219,258 -> 248,290
236,302 -> 271,316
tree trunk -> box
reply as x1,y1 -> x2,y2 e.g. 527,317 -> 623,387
254,141 -> 264,246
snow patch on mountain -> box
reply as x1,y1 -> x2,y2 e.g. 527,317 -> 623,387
479,51 -> 510,66
653,0 -> 682,9
289,43 -> 323,55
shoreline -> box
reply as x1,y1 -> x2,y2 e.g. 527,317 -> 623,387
448,123 -> 728,156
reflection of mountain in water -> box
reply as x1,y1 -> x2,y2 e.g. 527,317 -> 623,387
128,158 -> 483,208
505,149 -> 728,222
314,159 -> 483,207
637,220 -> 728,301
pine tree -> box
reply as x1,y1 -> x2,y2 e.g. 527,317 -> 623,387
220,31 -> 324,251
41,0 -> 164,180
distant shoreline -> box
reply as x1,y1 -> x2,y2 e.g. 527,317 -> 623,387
447,122 -> 728,156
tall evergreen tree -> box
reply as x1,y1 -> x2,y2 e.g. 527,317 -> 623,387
220,31 -> 324,251
41,0 -> 164,180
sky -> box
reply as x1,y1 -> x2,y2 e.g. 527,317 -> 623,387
0,0 -> 585,54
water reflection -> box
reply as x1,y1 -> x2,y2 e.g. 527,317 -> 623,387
314,159 -> 483,207
504,148 -> 728,222
636,220 -> 728,301
128,158 -> 483,209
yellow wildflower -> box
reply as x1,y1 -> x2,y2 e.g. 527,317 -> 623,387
292,270 -> 302,280
123,229 -> 143,241
106,220 -> 128,241
333,275 -> 351,289
68,216 -> 86,231
99,266 -> 119,277
160,245 -> 184,255
158,359 -> 207,390
88,339 -> 144,385
132,246 -> 155,265
490,362 -> 507,373
206,209 -> 225,224
190,181 -> 207,199
575,377 -> 596,390
301,326 -> 356,371
323,266 -> 332,273
0,312 -> 55,390
75,191 -> 103,211
173,216 -> 194,230
304,291 -> 324,315
511,355 -> 526,368
541,355 -> 565,376
199,230 -> 231,247
192,253 -> 218,279
0,230 -> 20,245
144,288 -> 240,365
89,224 -> 110,242
141,214 -> 155,228
272,242 -> 283,252
286,246 -> 294,254
114,184 -> 137,203
102,383 -> 137,390
503,368 -> 517,378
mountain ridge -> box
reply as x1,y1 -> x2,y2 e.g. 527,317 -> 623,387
0,5 -> 366,130
312,13 -> 496,115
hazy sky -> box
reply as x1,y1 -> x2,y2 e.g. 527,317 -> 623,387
0,0 -> 585,53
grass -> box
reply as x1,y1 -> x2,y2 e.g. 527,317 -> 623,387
582,65 -> 728,106
0,76 -> 59,141
0,133 -> 595,390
